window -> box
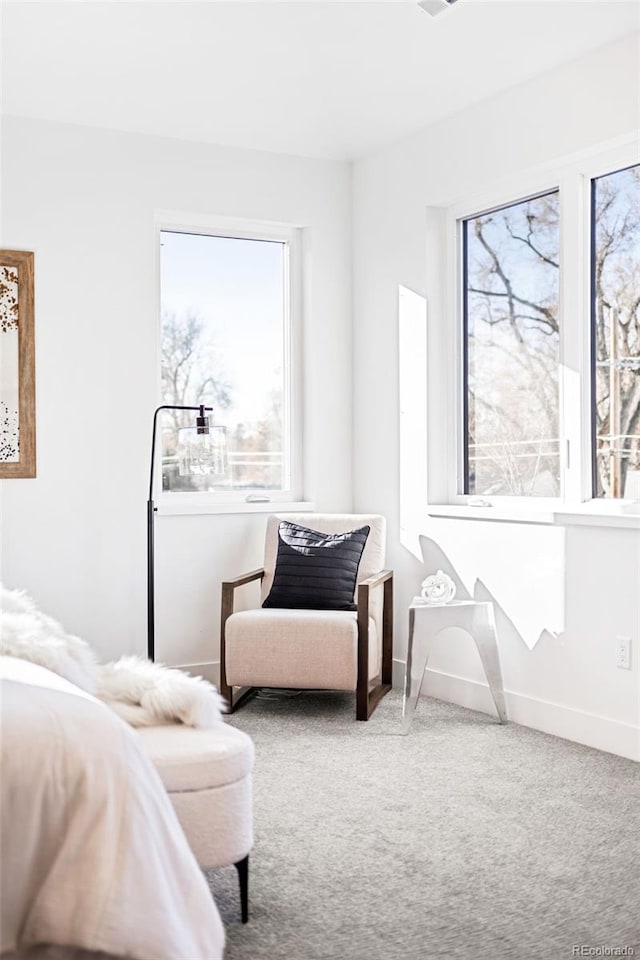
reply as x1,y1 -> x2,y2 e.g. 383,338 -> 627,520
591,165 -> 640,500
463,191 -> 561,497
430,142 -> 640,515
158,222 -> 300,502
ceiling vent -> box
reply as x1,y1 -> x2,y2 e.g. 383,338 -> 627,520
418,0 -> 459,16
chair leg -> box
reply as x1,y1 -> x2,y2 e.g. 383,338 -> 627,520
234,855 -> 249,923
356,573 -> 394,720
227,685 -> 259,714
219,583 -> 234,708
220,580 -> 261,715
356,584 -> 371,719
381,574 -> 393,685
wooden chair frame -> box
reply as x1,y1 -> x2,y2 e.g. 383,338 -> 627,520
219,569 -> 393,721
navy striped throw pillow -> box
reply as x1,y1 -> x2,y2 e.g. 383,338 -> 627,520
262,521 -> 371,611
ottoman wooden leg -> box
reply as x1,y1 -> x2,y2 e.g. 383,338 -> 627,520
234,854 -> 249,923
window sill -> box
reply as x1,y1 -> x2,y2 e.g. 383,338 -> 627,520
552,505 -> 640,529
427,503 -> 640,529
157,499 -> 315,517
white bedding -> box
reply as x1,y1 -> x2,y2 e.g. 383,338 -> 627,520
0,656 -> 225,960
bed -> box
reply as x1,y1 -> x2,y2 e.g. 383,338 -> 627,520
0,655 -> 225,960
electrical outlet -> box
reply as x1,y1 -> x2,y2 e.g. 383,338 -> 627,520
616,636 -> 631,670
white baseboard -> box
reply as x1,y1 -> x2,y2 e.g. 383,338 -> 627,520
395,661 -> 638,762
174,660 -> 220,686
183,658 -> 638,761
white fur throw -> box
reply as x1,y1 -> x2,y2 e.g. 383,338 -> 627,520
0,586 -> 99,692
0,585 -> 225,729
97,656 -> 226,729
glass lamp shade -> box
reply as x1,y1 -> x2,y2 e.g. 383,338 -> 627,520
177,424 -> 227,477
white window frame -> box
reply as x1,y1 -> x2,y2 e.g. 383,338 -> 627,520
154,211 -> 307,515
426,137 -> 640,526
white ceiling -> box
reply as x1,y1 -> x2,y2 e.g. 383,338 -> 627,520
2,0 -> 638,160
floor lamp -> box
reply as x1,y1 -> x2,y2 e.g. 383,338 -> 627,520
147,403 -> 225,661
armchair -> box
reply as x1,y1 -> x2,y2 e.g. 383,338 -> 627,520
220,514 -> 393,721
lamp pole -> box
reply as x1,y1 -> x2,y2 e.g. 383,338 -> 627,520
147,404 -> 213,661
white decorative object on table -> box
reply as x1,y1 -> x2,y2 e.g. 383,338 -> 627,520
420,570 -> 456,605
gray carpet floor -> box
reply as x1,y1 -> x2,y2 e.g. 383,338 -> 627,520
206,690 -> 640,960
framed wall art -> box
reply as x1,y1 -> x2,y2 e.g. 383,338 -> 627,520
0,249 -> 36,478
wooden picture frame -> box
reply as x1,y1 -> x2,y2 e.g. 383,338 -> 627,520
0,250 -> 36,478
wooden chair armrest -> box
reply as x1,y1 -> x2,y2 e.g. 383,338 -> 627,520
222,568 -> 265,590
356,570 -> 394,717
220,568 -> 265,708
357,569 -> 393,628
357,569 -> 393,596
221,568 -> 265,628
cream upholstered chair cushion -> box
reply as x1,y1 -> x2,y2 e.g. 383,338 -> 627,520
225,609 -> 380,689
221,514 -> 393,720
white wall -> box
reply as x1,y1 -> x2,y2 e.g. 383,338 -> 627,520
352,34 -> 640,759
0,117 -> 353,671
2,34 -> 638,761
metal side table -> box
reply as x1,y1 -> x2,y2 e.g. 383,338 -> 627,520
401,598 -> 507,733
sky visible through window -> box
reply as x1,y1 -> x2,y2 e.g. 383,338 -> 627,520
160,230 -> 287,492
161,231 -> 284,427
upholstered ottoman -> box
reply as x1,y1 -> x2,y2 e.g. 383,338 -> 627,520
137,722 -> 254,922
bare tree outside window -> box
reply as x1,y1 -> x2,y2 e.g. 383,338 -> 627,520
160,309 -> 232,491
592,164 -> 640,499
464,192 -> 561,496
160,230 -> 289,493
